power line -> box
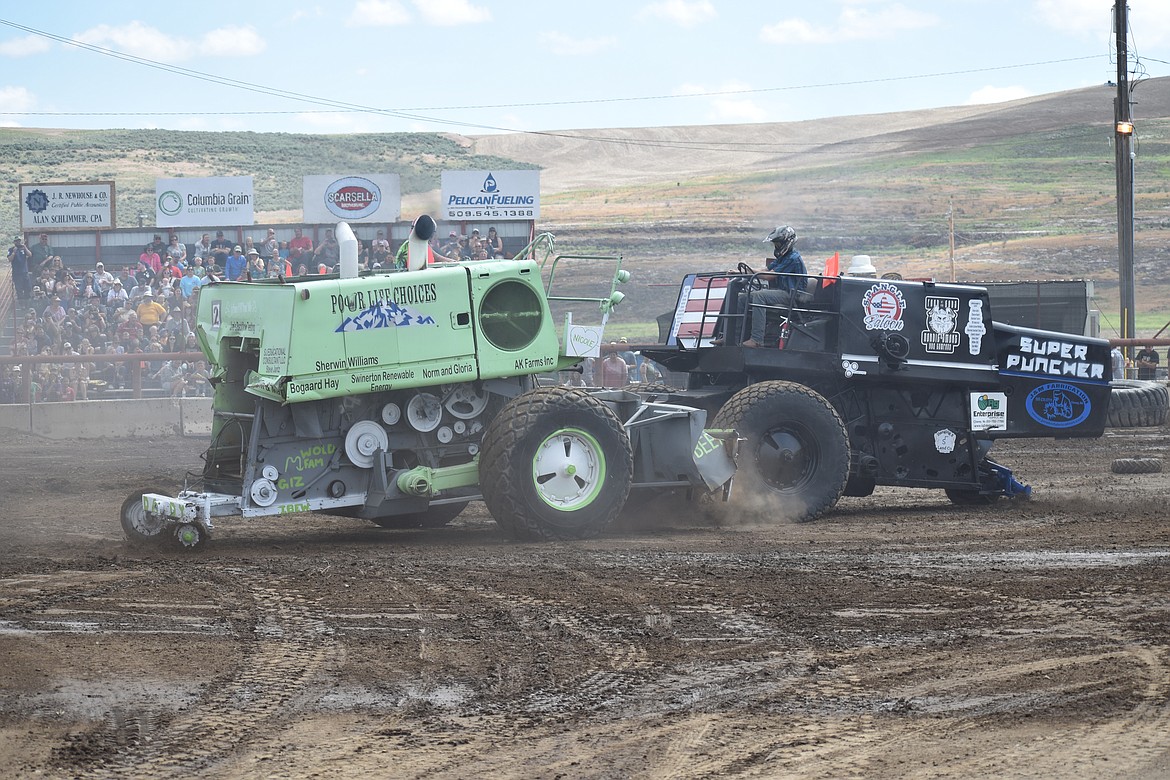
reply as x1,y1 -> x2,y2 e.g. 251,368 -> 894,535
0,17 -> 1109,137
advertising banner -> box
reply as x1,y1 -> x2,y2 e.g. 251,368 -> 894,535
441,170 -> 539,221
20,181 -> 115,231
156,176 -> 254,228
303,174 -> 401,224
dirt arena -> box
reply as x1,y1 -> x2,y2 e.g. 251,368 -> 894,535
1,425 -> 1168,779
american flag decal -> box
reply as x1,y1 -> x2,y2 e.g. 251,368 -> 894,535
669,276 -> 729,347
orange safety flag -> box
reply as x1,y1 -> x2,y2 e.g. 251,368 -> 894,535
822,252 -> 840,288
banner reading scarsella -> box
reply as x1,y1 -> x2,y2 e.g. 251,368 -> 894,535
302,174 -> 401,224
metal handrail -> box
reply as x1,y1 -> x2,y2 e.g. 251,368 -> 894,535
0,350 -> 206,402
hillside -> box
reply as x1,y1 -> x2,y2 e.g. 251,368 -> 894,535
473,78 -> 1170,331
4,78 -> 1170,332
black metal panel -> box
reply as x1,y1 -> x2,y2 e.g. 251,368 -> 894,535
992,322 -> 1111,438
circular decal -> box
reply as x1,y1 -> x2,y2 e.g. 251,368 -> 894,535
862,282 -> 906,331
158,190 -> 183,217
324,177 -> 381,219
1025,382 -> 1091,428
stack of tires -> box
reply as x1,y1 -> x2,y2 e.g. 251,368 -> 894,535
1107,380 -> 1170,428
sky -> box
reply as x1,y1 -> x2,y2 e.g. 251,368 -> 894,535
0,1 -> 1167,136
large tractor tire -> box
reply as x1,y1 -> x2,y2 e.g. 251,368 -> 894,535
479,387 -> 633,541
1108,379 -> 1169,428
711,381 -> 850,523
1110,457 -> 1163,475
120,488 -> 171,546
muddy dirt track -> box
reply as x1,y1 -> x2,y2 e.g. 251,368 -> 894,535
1,427 -> 1169,779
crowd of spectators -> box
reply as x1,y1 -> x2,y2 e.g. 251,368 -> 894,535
2,225 -> 520,404
2,232 -> 217,404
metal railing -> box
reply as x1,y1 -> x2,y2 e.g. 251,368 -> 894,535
0,351 -> 206,403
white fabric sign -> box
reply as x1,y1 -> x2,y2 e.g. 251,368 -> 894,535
303,174 -> 401,224
20,182 -> 115,231
156,176 -> 254,228
441,170 -> 540,221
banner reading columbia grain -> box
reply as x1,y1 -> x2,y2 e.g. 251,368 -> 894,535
156,176 -> 254,228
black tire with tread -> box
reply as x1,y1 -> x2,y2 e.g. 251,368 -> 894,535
479,387 -> 633,540
711,381 -> 850,523
120,487 -> 171,545
621,382 -> 678,398
1108,380 -> 1169,428
1110,457 -> 1163,475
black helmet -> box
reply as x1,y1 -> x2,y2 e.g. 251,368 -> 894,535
763,225 -> 797,257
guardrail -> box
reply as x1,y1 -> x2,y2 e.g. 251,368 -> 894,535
0,351 -> 206,403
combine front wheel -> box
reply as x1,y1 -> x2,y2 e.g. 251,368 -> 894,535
480,387 -> 632,540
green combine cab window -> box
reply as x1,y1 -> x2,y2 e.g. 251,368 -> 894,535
479,279 -> 544,351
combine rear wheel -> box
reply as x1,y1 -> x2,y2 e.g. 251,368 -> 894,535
711,381 -> 849,523
480,387 -> 632,540
120,488 -> 170,546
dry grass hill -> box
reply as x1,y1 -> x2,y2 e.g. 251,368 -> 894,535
3,78 -> 1169,334
467,77 -> 1170,335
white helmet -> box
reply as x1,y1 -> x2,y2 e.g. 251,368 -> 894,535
763,225 -> 797,256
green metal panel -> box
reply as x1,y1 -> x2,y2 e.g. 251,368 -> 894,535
196,259 -> 562,403
469,260 -> 560,378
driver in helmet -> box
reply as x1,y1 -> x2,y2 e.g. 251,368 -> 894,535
736,225 -> 807,348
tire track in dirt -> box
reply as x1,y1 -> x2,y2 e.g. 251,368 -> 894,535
408,575 -> 652,712
53,573 -> 341,779
763,576 -> 1170,778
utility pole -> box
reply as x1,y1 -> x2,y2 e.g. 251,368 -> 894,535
1114,2 -> 1136,350
948,198 -> 955,282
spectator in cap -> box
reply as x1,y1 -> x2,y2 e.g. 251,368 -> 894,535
441,231 -> 461,257
179,264 -> 203,298
43,295 -> 66,325
209,230 -> 233,266
106,278 -> 129,309
313,229 -> 339,266
372,229 -> 390,266
148,233 -> 167,258
140,242 -> 162,275
247,248 -> 267,279
31,233 -> 54,277
137,290 -> 168,327
94,261 -> 114,290
225,245 -> 247,281
262,228 -> 278,264
8,235 -> 32,300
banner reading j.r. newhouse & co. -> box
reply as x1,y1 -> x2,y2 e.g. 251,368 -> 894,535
156,176 -> 254,228
20,181 -> 115,231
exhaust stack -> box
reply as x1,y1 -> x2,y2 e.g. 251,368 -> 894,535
407,215 -> 437,271
336,221 -> 359,279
